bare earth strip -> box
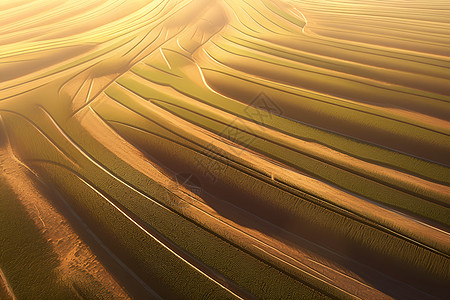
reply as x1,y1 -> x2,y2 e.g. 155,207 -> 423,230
0,116 -> 129,299
0,268 -> 16,300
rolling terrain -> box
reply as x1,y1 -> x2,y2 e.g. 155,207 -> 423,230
0,0 -> 449,299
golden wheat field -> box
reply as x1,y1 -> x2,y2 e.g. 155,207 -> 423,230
0,0 -> 449,299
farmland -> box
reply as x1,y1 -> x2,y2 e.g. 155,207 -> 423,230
0,0 -> 449,299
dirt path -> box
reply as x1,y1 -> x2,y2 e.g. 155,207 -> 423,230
0,115 -> 129,299
0,268 -> 15,300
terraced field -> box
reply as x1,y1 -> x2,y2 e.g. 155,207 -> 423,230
0,0 -> 449,299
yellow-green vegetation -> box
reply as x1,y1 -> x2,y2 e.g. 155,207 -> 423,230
0,0 -> 449,299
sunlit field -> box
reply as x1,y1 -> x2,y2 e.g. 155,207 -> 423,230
0,0 -> 449,299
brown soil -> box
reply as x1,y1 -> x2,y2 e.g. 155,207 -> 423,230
0,116 -> 129,299
0,268 -> 15,300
